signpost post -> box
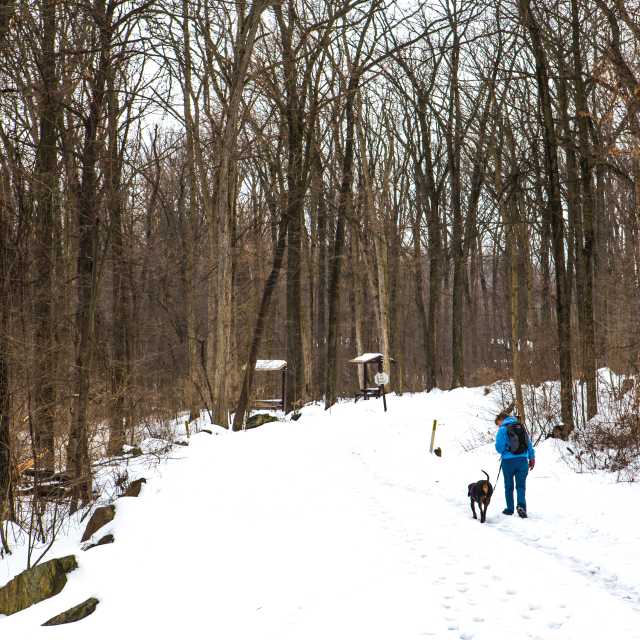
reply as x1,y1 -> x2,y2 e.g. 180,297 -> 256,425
429,419 -> 438,453
374,371 -> 389,412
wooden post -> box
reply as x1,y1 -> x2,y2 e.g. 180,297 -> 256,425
378,357 -> 387,412
429,419 -> 438,453
282,368 -> 287,413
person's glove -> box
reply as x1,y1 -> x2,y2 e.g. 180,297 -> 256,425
529,458 -> 536,471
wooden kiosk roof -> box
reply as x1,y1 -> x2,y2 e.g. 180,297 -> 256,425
349,352 -> 383,364
349,353 -> 394,364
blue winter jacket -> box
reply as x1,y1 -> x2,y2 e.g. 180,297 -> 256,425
495,416 -> 535,460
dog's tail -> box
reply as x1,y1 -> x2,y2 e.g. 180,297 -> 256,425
481,469 -> 490,483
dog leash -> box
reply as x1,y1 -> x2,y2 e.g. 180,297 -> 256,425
495,460 -> 503,486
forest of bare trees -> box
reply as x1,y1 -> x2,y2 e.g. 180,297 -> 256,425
1,0 -> 640,524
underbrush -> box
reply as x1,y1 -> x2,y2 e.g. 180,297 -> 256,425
489,370 -> 640,481
1,412 -> 195,563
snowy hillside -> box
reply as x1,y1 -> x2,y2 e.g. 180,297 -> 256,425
2,387 -> 640,638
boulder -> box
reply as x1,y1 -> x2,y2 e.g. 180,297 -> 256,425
42,597 -> 99,626
80,505 -> 115,542
246,414 -> 278,430
0,555 -> 78,616
82,534 -> 114,551
122,478 -> 146,498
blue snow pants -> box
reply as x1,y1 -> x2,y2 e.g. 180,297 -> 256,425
501,456 -> 529,512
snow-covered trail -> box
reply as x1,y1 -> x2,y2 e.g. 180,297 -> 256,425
2,388 -> 640,638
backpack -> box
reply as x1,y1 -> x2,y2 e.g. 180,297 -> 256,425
506,421 -> 528,455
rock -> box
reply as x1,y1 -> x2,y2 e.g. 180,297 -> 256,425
173,440 -> 189,447
246,414 -> 278,430
200,429 -> 212,435
433,447 -> 442,457
42,597 -> 99,626
122,478 -> 146,498
82,534 -> 114,551
80,505 -> 115,542
0,555 -> 78,616
547,424 -> 566,440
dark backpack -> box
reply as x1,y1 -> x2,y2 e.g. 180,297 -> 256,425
506,422 -> 528,455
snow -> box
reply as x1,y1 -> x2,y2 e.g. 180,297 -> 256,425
2,387 -> 640,638
255,359 -> 287,371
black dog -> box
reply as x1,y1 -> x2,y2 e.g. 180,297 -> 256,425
467,470 -> 493,523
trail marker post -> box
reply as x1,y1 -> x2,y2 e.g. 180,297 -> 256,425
429,419 -> 438,453
374,371 -> 389,412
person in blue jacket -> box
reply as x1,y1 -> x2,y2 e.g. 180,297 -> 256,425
495,412 -> 535,518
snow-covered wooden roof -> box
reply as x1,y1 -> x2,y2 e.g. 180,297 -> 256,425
349,352 -> 384,364
255,359 -> 287,371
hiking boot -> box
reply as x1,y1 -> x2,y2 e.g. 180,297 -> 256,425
516,506 -> 527,518
502,509 -> 514,515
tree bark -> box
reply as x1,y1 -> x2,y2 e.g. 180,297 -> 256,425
106,74 -> 129,456
571,0 -> 597,419
67,0 -> 112,505
448,27 -> 465,388
32,0 -> 58,473
325,70 -> 360,409
181,0 -> 201,422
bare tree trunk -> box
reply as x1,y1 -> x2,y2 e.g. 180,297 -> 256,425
316,163 -> 327,398
0,171 -> 11,529
311,155 -> 327,397
106,76 -> 128,456
412,173 -> 429,389
447,21 -> 465,388
519,0 -> 574,434
493,123 -> 525,420
301,228 -> 313,398
374,232 -> 392,368
67,0 -> 112,505
32,0 -> 58,473
181,0 -> 201,422
0,0 -> 17,535
571,0 -> 597,418
325,70 -> 360,409
351,233 -> 365,389
233,215 -> 288,429
211,1 -> 268,426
